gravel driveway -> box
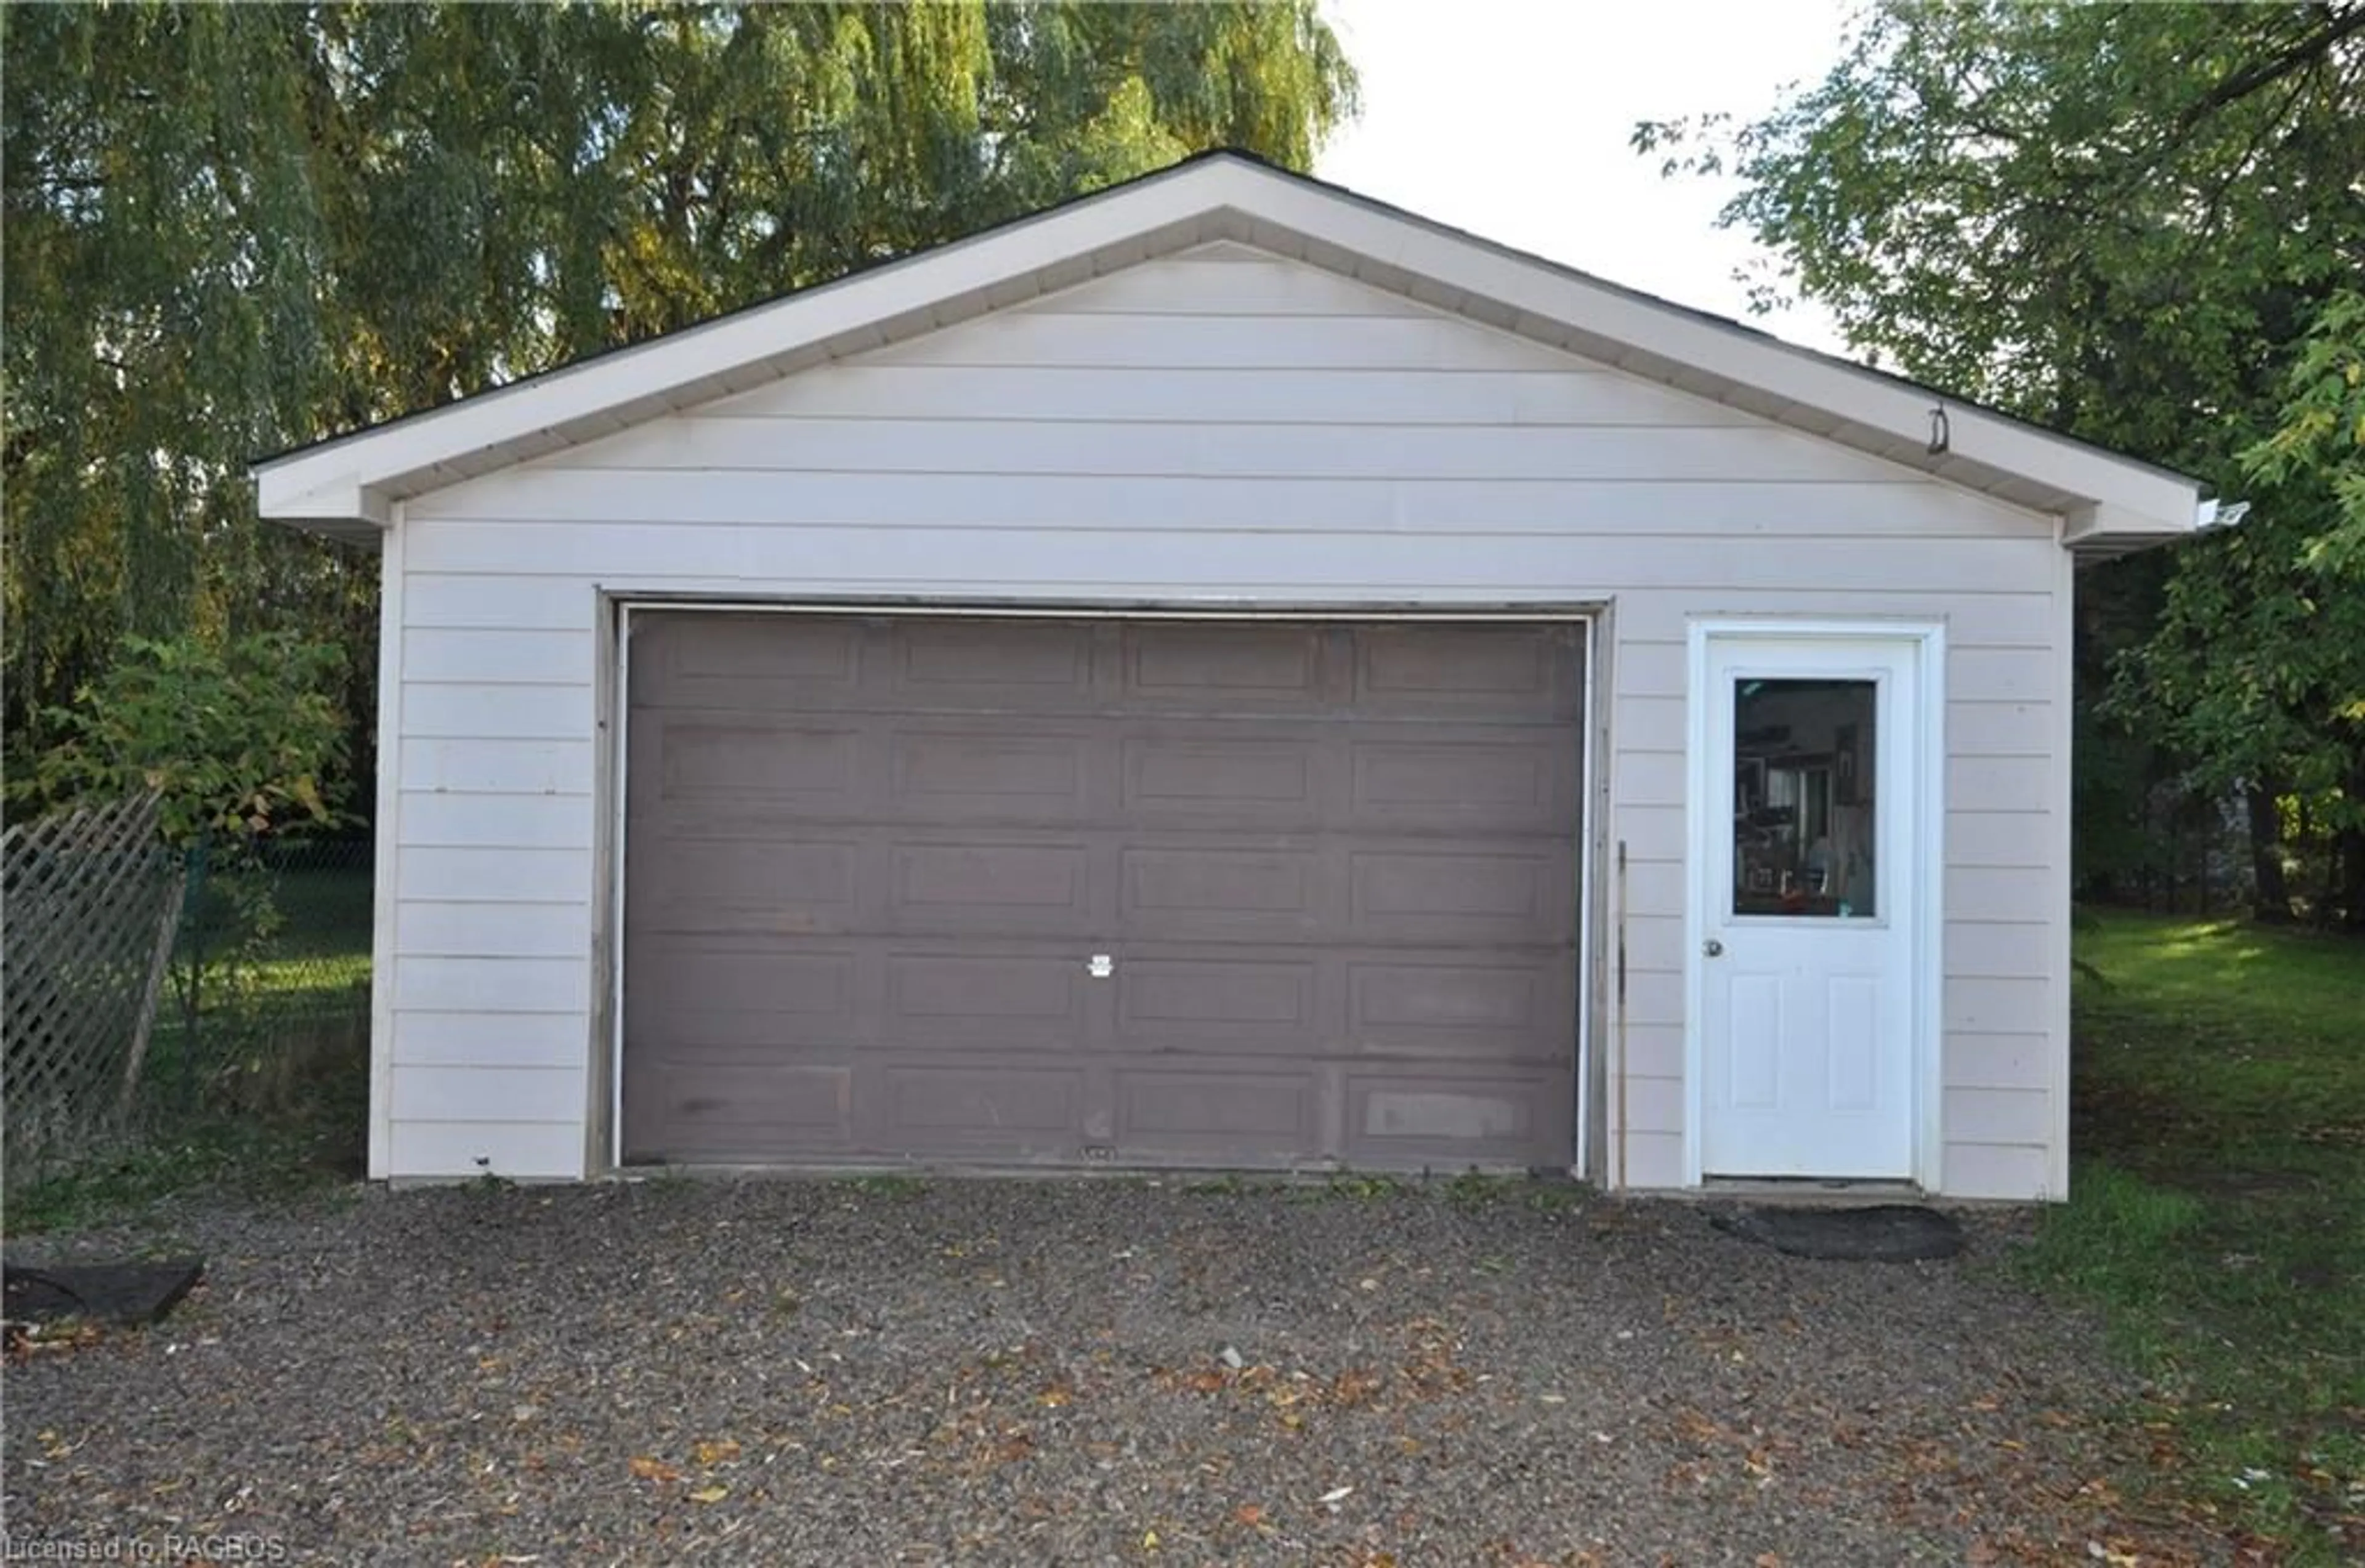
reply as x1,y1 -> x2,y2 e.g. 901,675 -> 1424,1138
4,1178 -> 2201,1566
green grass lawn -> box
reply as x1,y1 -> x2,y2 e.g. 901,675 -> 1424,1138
2028,909 -> 2365,1558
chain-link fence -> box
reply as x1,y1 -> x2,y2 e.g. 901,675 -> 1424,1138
160,835 -> 374,1126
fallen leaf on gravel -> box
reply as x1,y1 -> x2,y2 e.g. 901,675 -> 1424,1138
1141,1528 -> 1159,1550
628,1456 -> 681,1484
692,1438 -> 740,1465
688,1485 -> 729,1504
1757,1554 -> 1783,1567
1233,1504 -> 1266,1527
1038,1384 -> 1072,1407
1675,1408 -> 1723,1443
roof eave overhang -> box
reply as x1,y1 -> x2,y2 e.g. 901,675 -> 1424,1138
254,154 -> 2205,547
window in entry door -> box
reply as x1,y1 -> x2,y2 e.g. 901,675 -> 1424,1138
1732,677 -> 1877,918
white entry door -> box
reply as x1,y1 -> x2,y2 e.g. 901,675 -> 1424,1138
1696,633 -> 1926,1180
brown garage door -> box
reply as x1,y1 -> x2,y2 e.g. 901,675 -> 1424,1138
621,613 -> 1583,1171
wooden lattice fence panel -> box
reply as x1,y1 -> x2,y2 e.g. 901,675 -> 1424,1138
2,791 -> 182,1171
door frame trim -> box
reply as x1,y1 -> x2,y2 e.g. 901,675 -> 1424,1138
1680,618 -> 1947,1190
597,596 -> 1601,1176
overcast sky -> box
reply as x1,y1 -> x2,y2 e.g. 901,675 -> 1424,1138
1316,0 -> 1856,354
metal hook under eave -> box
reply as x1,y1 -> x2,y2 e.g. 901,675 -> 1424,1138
1927,404 -> 1951,455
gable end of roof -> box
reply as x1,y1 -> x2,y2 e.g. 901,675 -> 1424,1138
256,152 -> 2207,548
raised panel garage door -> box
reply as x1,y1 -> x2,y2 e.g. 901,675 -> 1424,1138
621,613 -> 1583,1170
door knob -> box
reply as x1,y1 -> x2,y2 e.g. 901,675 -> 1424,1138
1702,939 -> 1724,957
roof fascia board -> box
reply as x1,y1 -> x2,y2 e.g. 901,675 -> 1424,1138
268,479 -> 391,533
1224,169 -> 2201,533
2064,501 -> 2162,544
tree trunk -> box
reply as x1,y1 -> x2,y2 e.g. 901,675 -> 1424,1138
2340,822 -> 2365,933
2247,784 -> 2294,923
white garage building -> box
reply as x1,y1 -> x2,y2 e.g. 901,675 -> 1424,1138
257,152 -> 2207,1198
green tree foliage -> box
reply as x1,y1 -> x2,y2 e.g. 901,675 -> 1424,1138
2244,290 -> 2365,575
2,2 -> 1357,769
26,632 -> 349,846
1636,0 -> 2365,921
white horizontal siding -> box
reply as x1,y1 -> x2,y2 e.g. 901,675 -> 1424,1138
1615,696 -> 1688,757
397,792 -> 593,851
382,245 -> 2071,1195
698,363 -> 1763,428
392,1064 -> 584,1123
402,684 -> 590,741
394,956 -> 586,1014
1622,972 -> 1687,1029
1611,751 -> 1687,808
1943,1086 -> 2050,1146
1949,701 -> 2052,755
1623,1132 -> 1685,1190
1621,1076 -> 1686,1136
858,311 -> 1591,372
1620,862 -> 1687,919
413,471 -> 2027,538
405,521 -> 2053,596
1943,1142 -> 2052,1202
1947,921 -> 2055,980
1950,647 -> 2053,705
1013,254 -> 1436,315
1944,867 -> 2050,923
405,628 -> 593,685
405,573 -> 596,631
548,419 -> 1914,485
1610,592 -> 2059,647
1945,977 -> 2051,1035
389,1121 -> 584,1181
1944,1033 -> 2050,1092
1619,1024 -> 1685,1080
396,900 -> 592,959
1946,754 -> 2055,814
392,1011 -> 589,1069
1949,811 -> 2055,869
398,738 -> 594,796
402,847 -> 589,904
